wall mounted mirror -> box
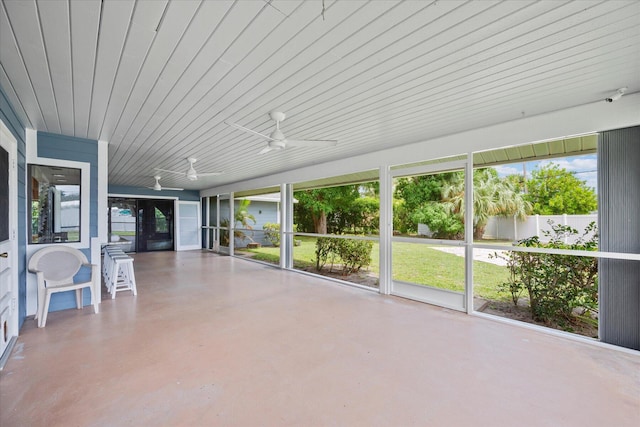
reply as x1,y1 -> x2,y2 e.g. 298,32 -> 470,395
28,164 -> 81,244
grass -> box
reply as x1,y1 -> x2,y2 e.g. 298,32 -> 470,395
114,231 -> 136,236
238,236 -> 510,301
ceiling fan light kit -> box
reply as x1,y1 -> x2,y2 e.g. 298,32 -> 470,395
186,157 -> 199,181
147,175 -> 183,191
226,111 -> 338,154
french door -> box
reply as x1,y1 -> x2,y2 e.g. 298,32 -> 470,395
108,198 -> 175,252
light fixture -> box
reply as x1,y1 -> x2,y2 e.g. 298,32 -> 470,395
186,166 -> 198,181
605,87 -> 627,103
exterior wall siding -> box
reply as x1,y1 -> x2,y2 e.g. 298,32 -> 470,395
234,200 -> 279,248
34,132 -> 99,312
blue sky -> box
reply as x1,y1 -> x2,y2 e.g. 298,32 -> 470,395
493,154 -> 598,192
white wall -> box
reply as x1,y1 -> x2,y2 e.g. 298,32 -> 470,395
484,214 -> 598,243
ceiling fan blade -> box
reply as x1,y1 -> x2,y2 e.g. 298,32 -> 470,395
259,146 -> 275,154
195,172 -> 224,177
226,122 -> 273,141
154,168 -> 185,176
286,139 -> 338,147
146,185 -> 184,191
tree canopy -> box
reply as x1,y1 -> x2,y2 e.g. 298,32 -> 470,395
440,168 -> 531,239
294,184 -> 378,234
293,162 -> 597,238
525,163 -> 597,215
394,168 -> 531,239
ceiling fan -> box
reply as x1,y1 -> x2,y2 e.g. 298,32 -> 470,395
154,157 -> 223,181
226,111 -> 338,154
147,176 -> 183,191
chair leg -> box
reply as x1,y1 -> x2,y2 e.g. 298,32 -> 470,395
39,292 -> 52,328
91,281 -> 99,314
111,261 -> 119,299
76,289 -> 83,309
35,286 -> 45,322
129,262 -> 137,296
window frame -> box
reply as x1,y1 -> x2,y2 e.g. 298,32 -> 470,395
26,159 -> 90,249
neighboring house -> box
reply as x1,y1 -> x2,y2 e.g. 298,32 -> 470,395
233,193 -> 296,248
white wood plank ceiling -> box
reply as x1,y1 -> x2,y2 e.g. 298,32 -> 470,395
1,0 -> 638,191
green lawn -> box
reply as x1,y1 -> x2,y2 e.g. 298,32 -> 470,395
114,231 -> 136,236
238,236 -> 510,301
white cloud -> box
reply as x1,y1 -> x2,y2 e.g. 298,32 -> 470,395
536,155 -> 597,172
579,171 -> 598,191
494,165 -> 521,177
491,154 -> 598,191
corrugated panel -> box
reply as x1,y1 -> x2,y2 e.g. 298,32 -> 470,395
292,169 -> 379,190
598,126 -> 640,351
564,137 -> 582,153
473,134 -> 598,167
234,187 -> 281,198
390,154 -> 466,173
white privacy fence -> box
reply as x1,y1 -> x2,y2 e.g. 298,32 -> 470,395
483,214 -> 598,243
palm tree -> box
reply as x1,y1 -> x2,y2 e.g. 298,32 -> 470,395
233,199 -> 256,243
220,199 -> 257,245
442,169 -> 531,239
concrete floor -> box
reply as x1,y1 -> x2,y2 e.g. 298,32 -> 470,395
1,251 -> 638,426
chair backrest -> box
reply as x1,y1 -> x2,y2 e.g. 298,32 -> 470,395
28,246 -> 89,284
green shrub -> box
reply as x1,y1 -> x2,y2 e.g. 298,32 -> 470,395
496,221 -> 598,327
393,199 -> 413,234
315,237 -> 374,275
410,202 -> 463,239
263,222 -> 280,247
315,237 -> 337,271
262,223 -> 298,247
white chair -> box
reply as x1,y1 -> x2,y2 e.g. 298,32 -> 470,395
28,246 -> 99,328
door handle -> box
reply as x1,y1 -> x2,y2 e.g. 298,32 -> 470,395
0,253 -> 7,258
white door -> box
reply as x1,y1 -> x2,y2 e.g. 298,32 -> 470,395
176,201 -> 201,251
0,120 -> 18,362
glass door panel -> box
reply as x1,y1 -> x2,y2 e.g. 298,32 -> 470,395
137,199 -> 174,252
206,194 -> 231,254
108,198 -> 137,252
218,195 -> 231,254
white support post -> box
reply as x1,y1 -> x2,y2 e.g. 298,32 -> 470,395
378,165 -> 392,295
464,153 -> 474,314
96,139 -> 108,304
215,196 -> 220,252
285,184 -> 293,269
279,184 -> 287,269
205,197 -> 210,249
229,192 -> 234,255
